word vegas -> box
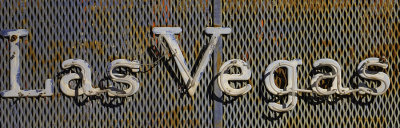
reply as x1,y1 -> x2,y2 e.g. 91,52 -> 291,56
0,28 -> 390,112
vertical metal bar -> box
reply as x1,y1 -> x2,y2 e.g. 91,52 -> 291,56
212,0 -> 223,127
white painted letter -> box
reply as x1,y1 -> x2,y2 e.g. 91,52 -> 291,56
107,59 -> 140,97
357,57 -> 390,95
217,59 -> 252,96
311,59 -> 351,95
0,29 -> 54,97
60,59 -> 100,96
264,59 -> 303,112
153,27 -> 231,96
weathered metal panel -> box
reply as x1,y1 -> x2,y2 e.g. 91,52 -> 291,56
1,1 -> 213,127
0,0 -> 399,127
221,1 -> 400,127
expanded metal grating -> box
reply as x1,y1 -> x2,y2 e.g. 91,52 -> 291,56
0,0 -> 399,127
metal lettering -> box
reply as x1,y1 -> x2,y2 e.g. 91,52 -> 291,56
153,27 -> 231,96
0,29 -> 54,97
264,59 -> 308,112
217,59 -> 252,96
311,59 -> 352,95
357,57 -> 390,95
107,59 -> 140,97
60,59 -> 100,96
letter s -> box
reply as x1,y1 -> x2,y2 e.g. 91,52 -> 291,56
357,57 -> 390,95
107,59 -> 140,97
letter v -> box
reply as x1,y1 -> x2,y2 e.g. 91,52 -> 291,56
153,27 -> 231,96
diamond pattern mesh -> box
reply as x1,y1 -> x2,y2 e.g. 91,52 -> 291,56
0,0 -> 399,127
222,0 -> 399,127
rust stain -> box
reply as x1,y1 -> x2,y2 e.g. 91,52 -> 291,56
261,19 -> 264,27
273,67 -> 288,89
153,22 -> 156,45
149,104 -> 197,127
248,79 -> 254,93
246,52 -> 249,61
217,51 -> 222,71
23,38 -> 28,44
273,36 -> 278,46
17,1 -> 20,9
194,40 -> 200,57
180,48 -> 188,63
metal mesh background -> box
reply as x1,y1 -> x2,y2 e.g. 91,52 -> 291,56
0,0 -> 399,127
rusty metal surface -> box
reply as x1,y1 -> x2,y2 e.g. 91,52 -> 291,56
221,0 -> 400,127
0,0 -> 399,127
